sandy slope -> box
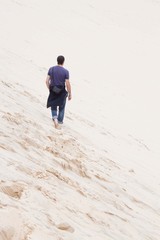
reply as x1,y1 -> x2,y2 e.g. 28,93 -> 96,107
0,0 -> 160,239
0,54 -> 160,240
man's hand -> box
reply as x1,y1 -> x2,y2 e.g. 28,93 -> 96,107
68,93 -> 72,100
66,80 -> 72,101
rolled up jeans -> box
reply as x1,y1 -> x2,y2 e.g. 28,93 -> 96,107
51,98 -> 66,124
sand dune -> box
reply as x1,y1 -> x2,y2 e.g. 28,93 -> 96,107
0,0 -> 160,239
1,75 -> 160,239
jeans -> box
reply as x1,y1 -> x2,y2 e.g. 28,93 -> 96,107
51,99 -> 66,124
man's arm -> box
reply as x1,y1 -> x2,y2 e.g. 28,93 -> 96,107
46,75 -> 50,89
65,79 -> 72,100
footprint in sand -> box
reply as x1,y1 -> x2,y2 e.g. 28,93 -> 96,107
0,182 -> 25,199
56,222 -> 75,233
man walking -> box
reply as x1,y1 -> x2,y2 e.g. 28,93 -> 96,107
46,55 -> 72,128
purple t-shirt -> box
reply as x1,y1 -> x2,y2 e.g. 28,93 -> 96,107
48,66 -> 69,86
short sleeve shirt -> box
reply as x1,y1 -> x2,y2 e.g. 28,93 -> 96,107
48,65 -> 69,86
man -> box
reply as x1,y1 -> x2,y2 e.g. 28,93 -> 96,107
46,55 -> 72,128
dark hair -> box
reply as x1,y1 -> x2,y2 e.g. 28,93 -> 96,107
57,55 -> 65,65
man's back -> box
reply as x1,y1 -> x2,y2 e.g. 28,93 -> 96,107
48,65 -> 69,86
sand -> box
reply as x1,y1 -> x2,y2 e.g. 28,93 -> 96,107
0,0 -> 160,239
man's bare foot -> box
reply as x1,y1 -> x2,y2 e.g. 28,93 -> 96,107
53,118 -> 59,129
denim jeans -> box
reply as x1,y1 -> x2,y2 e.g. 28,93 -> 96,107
51,99 -> 66,124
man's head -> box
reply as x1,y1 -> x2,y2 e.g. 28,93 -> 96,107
57,55 -> 65,65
